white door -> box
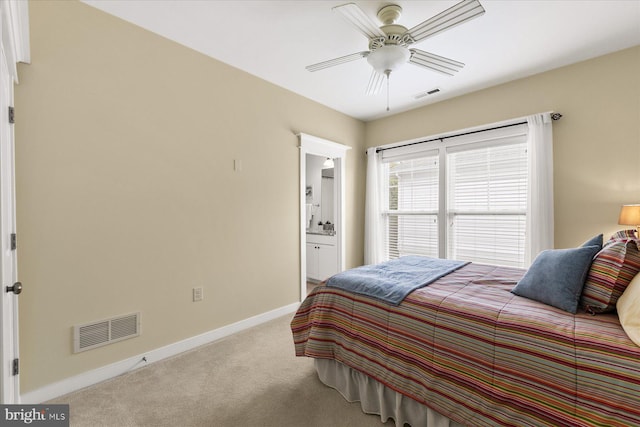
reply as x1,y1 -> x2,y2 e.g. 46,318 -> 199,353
0,44 -> 20,404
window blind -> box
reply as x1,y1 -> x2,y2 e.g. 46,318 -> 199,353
384,155 -> 439,259
447,141 -> 527,267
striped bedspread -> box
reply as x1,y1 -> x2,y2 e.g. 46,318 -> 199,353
291,263 -> 640,426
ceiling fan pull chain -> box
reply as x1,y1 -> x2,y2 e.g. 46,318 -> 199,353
386,70 -> 391,112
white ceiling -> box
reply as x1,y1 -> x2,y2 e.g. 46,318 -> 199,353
83,0 -> 640,122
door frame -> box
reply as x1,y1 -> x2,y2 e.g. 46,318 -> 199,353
298,133 -> 350,301
0,0 -> 30,404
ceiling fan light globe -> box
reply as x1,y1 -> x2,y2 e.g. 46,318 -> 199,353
367,45 -> 410,74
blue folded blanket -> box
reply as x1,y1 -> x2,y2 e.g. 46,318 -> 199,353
326,256 -> 470,305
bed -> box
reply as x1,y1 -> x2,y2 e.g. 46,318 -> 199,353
291,237 -> 640,426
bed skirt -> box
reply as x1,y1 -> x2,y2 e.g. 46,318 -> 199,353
315,359 -> 465,427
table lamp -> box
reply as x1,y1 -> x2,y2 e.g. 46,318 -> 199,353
618,204 -> 640,237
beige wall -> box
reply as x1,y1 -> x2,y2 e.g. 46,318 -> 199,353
366,46 -> 640,249
15,1 -> 365,393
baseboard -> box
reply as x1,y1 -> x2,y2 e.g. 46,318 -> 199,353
21,302 -> 300,404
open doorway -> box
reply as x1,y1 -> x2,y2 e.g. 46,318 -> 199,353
298,134 -> 351,301
305,154 -> 337,293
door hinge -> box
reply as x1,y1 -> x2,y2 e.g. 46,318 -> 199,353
8,106 -> 15,124
10,233 -> 16,250
12,358 -> 19,376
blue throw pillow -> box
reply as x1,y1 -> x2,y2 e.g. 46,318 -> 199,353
511,245 -> 601,313
581,234 -> 603,249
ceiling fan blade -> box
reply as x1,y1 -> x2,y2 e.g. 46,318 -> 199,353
406,0 -> 485,44
333,3 -> 386,40
409,49 -> 464,76
306,51 -> 369,72
365,70 -> 385,95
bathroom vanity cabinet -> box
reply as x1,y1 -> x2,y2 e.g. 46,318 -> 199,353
306,233 -> 338,282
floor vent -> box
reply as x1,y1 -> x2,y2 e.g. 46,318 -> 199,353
74,312 -> 140,353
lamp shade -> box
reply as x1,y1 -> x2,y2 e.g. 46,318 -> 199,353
618,204 -> 640,225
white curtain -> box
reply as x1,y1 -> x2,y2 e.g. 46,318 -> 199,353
525,113 -> 554,265
365,148 -> 384,265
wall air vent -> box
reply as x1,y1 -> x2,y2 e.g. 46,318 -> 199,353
414,88 -> 441,99
73,312 -> 140,353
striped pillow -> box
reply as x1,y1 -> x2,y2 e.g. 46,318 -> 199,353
609,229 -> 638,241
581,236 -> 640,313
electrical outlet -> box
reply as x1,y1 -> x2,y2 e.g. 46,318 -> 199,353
193,287 -> 203,302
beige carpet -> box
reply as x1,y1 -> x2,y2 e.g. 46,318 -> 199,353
48,314 -> 395,426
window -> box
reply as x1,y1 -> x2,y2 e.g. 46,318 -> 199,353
385,154 -> 439,259
381,125 -> 528,268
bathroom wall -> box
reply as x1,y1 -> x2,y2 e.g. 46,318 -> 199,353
305,154 -> 325,230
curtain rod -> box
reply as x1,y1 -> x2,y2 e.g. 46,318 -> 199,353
375,112 -> 563,154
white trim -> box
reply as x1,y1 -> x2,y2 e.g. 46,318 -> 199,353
1,0 -> 31,83
298,133 -> 351,301
300,147 -> 307,296
21,302 -> 300,404
297,133 -> 350,159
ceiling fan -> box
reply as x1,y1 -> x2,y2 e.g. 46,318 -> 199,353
306,0 -> 485,108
